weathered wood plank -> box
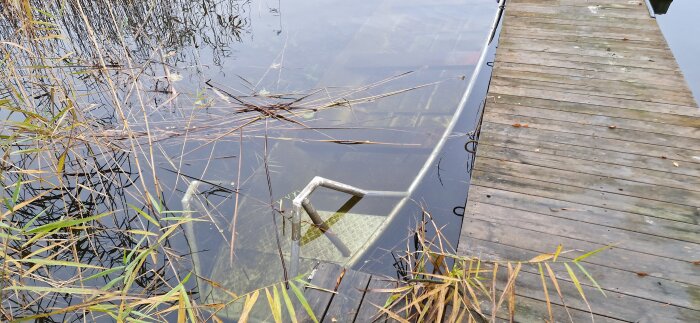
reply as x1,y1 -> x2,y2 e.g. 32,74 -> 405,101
503,19 -> 667,42
458,236 -> 700,321
299,263 -> 342,321
507,3 -> 652,20
468,185 -> 700,244
491,75 -> 696,106
324,269 -> 372,322
466,200 -> 700,262
505,15 -> 659,30
480,122 -> 700,163
491,71 -> 691,106
488,93 -> 700,127
471,169 -> 698,226
461,239 -> 700,316
460,216 -> 700,286
497,47 -> 675,71
482,111 -> 700,151
488,85 -> 699,116
494,54 -> 687,85
487,103 -> 700,139
478,144 -> 700,193
475,158 -> 700,209
479,131 -> 700,179
499,36 -> 677,64
354,276 -> 396,323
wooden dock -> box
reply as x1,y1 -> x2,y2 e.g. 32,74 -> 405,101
458,0 -> 700,322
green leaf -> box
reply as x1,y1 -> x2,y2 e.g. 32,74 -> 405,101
266,286 -> 283,323
21,208 -> 48,231
574,262 -> 606,297
19,258 -> 105,269
4,285 -> 106,295
128,204 -> 160,228
26,211 -> 112,234
148,192 -> 163,214
281,283 -> 298,323
564,263 -> 587,302
573,245 -> 612,262
82,266 -> 125,282
552,244 -> 563,262
289,280 -> 318,323
57,150 -> 67,173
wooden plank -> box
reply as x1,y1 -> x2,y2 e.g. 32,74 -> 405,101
507,3 -> 652,20
482,111 -> 700,151
470,169 -> 698,224
477,144 -> 700,193
494,54 -> 687,86
502,23 -> 666,43
299,263 -> 343,321
496,47 -> 675,71
459,215 -> 700,286
324,269 -> 372,322
468,185 -> 700,244
480,122 -> 700,164
491,75 -> 696,106
503,19 -> 667,42
354,276 -> 396,323
488,93 -> 700,128
474,158 -> 700,209
479,131 -> 700,179
509,295 -> 625,323
491,66 -> 693,104
466,200 -> 700,262
488,85 -> 699,116
504,15 -> 659,31
486,103 -> 700,140
458,236 -> 700,321
499,37 -> 678,65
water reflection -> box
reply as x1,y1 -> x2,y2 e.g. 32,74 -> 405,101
1,0 -> 496,320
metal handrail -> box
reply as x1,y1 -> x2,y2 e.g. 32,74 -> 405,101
290,176 -> 406,278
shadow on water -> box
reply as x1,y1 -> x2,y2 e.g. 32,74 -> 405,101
1,0 -> 499,321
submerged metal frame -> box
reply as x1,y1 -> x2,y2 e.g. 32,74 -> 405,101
182,0 -> 509,280
343,0 -> 509,267
290,176 -> 406,278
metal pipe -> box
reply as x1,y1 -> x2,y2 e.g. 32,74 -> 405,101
346,0 -> 509,267
289,176 -> 406,277
301,198 -> 351,257
181,181 -> 205,295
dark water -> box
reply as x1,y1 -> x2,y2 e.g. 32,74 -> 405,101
652,0 -> 700,102
1,0 -> 499,320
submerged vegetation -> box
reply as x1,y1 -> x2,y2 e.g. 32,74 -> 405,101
0,0 -> 607,322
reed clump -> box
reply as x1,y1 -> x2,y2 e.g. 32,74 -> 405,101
372,213 -> 607,323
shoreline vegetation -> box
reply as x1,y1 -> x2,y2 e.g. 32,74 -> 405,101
1,1 -> 604,321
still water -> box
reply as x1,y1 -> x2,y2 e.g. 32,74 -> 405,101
169,0 -> 499,314
652,0 -> 700,102
1,0 -> 498,320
